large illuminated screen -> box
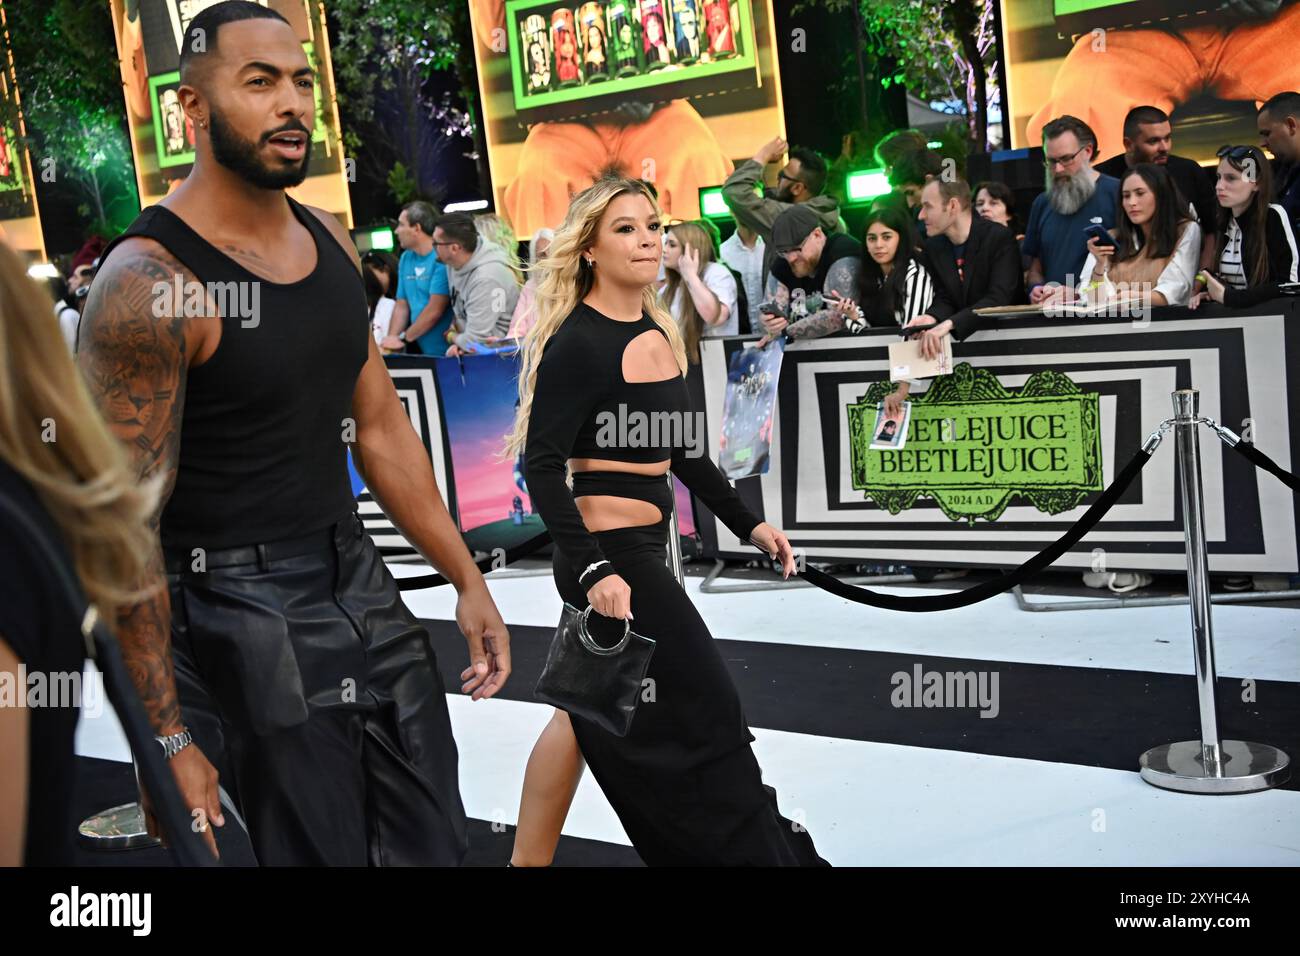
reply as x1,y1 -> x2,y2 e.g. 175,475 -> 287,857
470,0 -> 785,237
1000,0 -> 1300,163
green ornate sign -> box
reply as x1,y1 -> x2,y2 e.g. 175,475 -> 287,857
848,364 -> 1103,523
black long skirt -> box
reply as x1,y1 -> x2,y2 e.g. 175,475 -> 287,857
552,516 -> 829,866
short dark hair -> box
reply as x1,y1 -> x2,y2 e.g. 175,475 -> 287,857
435,212 -> 479,252
888,149 -> 945,188
928,177 -> 972,210
1042,115 -> 1098,156
1123,106 -> 1170,141
789,146 -> 827,196
178,1 -> 290,82
401,200 -> 439,236
972,180 -> 1018,231
1259,91 -> 1300,122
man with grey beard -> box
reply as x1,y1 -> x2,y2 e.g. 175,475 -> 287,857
1023,116 -> 1121,303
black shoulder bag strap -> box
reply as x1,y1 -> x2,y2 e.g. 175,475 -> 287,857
0,491 -> 219,867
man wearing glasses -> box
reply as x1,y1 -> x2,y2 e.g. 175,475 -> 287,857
383,200 -> 453,356
722,136 -> 843,290
1024,116 -> 1121,304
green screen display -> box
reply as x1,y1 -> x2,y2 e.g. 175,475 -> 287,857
506,0 -> 757,112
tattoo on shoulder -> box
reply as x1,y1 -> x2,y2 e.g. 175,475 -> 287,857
77,247 -> 191,492
825,258 -> 862,300
219,243 -> 278,280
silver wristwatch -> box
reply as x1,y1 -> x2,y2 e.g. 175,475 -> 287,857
397,330 -> 407,342
155,727 -> 193,760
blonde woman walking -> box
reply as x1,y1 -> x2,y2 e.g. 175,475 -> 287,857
500,177 -> 826,866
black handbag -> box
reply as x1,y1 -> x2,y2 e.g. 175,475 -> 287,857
534,602 -> 656,737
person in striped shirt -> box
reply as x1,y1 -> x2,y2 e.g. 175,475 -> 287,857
1193,145 -> 1300,309
854,206 -> 937,415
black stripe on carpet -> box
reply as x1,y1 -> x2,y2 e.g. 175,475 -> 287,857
423,619 -> 1300,791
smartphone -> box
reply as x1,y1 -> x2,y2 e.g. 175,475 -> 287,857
1083,223 -> 1116,248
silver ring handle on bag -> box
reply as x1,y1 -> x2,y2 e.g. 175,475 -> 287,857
578,603 -> 631,656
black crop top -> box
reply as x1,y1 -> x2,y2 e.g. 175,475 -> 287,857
523,302 -> 762,589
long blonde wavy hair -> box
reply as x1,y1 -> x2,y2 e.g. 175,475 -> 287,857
0,241 -> 159,624
502,177 -> 687,459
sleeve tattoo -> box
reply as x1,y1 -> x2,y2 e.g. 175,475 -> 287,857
76,246 -> 192,734
784,258 -> 862,340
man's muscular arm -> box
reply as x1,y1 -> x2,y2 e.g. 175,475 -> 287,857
77,240 -> 192,734
305,205 -> 512,700
77,238 -> 223,855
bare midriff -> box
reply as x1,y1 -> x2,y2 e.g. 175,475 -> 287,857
569,456 -> 670,532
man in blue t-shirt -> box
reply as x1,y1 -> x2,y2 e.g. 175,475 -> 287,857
382,200 -> 452,355
1023,116 -> 1121,302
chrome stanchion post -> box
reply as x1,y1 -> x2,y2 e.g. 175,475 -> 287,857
76,763 -> 160,851
1139,388 -> 1291,793
666,473 -> 684,585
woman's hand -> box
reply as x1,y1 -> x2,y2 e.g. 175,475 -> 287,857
1202,271 -> 1225,304
1085,235 -> 1115,271
586,573 -> 632,621
826,290 -> 858,317
884,381 -> 910,419
678,244 -> 701,280
749,522 -> 797,579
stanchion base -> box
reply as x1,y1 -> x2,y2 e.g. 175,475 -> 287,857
1139,740 -> 1291,794
76,801 -> 162,851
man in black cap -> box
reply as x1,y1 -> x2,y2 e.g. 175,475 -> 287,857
722,136 -> 844,289
756,204 -> 863,345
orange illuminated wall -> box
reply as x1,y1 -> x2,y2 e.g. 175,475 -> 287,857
0,0 -> 46,260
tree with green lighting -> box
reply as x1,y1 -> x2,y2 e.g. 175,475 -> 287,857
329,0 -> 485,205
796,0 -> 999,151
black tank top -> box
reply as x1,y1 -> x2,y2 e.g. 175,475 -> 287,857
98,196 -> 368,551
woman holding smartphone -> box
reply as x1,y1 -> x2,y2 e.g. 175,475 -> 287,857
1192,145 -> 1299,309
1043,163 -> 1200,308
502,176 -> 827,866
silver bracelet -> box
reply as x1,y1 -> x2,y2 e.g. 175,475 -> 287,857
579,560 -> 610,584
